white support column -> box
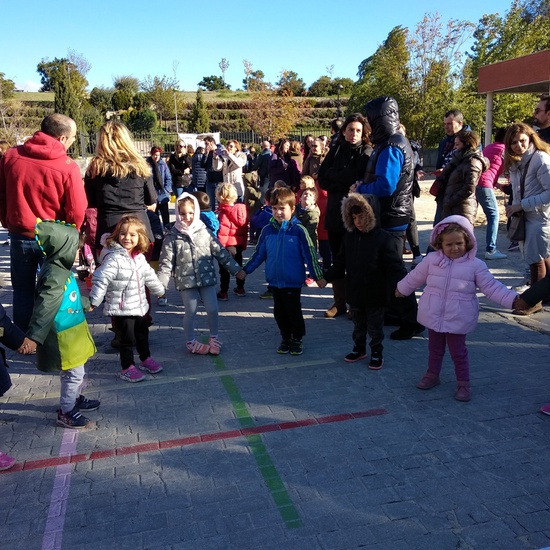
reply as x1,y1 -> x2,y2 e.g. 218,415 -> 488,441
485,92 -> 494,146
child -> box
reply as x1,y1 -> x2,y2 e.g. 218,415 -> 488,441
396,215 -> 518,401
157,193 -> 245,355
192,191 -> 219,236
296,182 -> 320,287
239,187 -> 323,355
22,220 -> 99,429
216,183 -> 249,299
250,189 -> 274,299
90,216 -> 165,382
318,194 -> 403,369
0,303 -> 25,466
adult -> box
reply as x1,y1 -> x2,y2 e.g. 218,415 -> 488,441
302,134 -> 315,160
504,123 -> 550,315
439,130 -> 489,225
356,96 -> 422,340
85,120 -> 157,249
203,135 -> 224,208
329,118 -> 343,149
0,113 -> 86,331
212,140 -> 247,200
255,140 -> 272,201
289,141 -> 303,172
269,138 -> 300,192
476,127 -> 507,260
534,95 -> 550,144
168,139 -> 192,198
318,113 -> 371,317
146,146 -> 172,228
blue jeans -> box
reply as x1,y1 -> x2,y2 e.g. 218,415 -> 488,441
475,186 -> 499,253
10,234 -> 44,331
206,181 -> 218,211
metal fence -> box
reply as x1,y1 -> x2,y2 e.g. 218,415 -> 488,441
75,128 -> 331,159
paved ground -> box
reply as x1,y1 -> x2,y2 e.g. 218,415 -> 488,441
2,183 -> 550,550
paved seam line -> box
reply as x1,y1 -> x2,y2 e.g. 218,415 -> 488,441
41,429 -> 79,550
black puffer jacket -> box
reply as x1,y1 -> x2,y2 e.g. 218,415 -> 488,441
362,96 -> 414,230
323,193 -> 403,308
318,140 -> 370,233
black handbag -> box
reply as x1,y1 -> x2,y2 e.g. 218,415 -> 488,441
507,157 -> 532,242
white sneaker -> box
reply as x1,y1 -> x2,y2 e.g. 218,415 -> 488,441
485,250 -> 507,260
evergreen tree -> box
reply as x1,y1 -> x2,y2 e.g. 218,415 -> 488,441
189,90 -> 210,133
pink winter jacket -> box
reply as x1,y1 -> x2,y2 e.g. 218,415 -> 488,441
397,215 -> 517,334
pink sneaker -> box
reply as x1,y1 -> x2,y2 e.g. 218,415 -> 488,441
119,365 -> 146,382
208,337 -> 221,356
139,357 -> 163,374
186,340 -> 210,355
0,451 -> 16,471
540,403 -> 550,416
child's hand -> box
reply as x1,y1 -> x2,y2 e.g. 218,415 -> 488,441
236,270 -> 247,280
513,296 -> 529,311
317,278 -> 327,289
18,337 -> 37,354
395,289 -> 406,298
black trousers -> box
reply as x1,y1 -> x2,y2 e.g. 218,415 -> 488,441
272,287 -> 305,341
219,245 -> 244,292
112,315 -> 151,370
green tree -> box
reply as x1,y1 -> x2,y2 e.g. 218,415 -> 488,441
0,73 -> 16,100
198,75 -> 229,91
276,70 -> 306,97
140,75 -> 178,124
80,102 -> 104,135
54,62 -> 82,129
308,76 -> 332,97
89,87 -> 113,115
189,89 -> 210,133
37,53 -> 89,102
123,108 -> 157,133
114,75 -> 139,94
331,78 -> 354,96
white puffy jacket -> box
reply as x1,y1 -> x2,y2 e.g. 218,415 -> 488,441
90,244 -> 165,317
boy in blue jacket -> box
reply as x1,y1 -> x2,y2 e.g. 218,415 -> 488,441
239,187 -> 323,355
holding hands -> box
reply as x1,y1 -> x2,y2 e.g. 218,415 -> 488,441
18,337 -> 37,355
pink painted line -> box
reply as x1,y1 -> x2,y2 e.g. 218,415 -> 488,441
41,430 -> 79,550
1,408 -> 387,475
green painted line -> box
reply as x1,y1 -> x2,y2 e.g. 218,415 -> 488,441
210,354 -> 303,528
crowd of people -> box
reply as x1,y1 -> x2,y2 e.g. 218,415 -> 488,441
0,94 -> 549,470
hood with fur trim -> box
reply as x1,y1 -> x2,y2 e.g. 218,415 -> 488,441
341,193 -> 379,233
430,215 -> 478,259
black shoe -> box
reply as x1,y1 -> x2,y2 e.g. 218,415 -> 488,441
368,352 -> 384,370
75,395 -> 100,411
289,339 -> 303,356
57,407 -> 90,429
390,323 -> 425,340
277,340 -> 291,354
344,349 -> 367,363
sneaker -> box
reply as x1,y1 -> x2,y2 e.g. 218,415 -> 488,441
186,340 -> 210,354
390,323 -> 425,340
119,365 -> 146,382
57,407 -> 91,429
344,349 -> 367,363
507,241 -> 519,251
289,339 -> 303,356
259,290 -> 273,299
158,296 -> 168,306
277,340 -> 291,354
233,287 -> 246,297
455,382 -> 471,402
139,357 -> 163,374
368,352 -> 384,370
0,452 -> 16,471
217,291 -> 228,301
75,395 -> 100,411
304,277 -> 315,287
485,250 -> 507,260
416,372 -> 440,390
513,301 -> 543,316
540,403 -> 550,416
208,336 -> 221,356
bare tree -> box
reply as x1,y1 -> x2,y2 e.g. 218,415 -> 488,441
219,58 -> 230,87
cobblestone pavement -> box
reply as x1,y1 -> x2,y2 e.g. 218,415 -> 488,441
2,183 -> 550,550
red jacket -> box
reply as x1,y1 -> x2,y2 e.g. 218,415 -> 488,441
217,202 -> 248,248
0,132 -> 87,234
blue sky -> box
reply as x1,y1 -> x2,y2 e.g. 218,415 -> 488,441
1,0 -> 511,92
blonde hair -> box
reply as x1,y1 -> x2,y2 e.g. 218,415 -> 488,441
216,182 -> 238,204
106,216 -> 150,254
86,121 -> 152,179
503,122 -> 550,171
300,175 -> 315,189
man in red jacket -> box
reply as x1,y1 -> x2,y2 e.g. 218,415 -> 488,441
0,113 -> 87,331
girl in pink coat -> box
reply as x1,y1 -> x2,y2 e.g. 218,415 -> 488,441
396,215 -> 519,402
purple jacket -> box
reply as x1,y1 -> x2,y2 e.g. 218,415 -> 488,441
397,215 -> 517,334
